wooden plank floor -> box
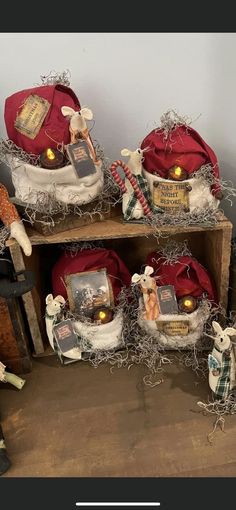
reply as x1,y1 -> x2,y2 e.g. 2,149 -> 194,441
1,357 -> 236,477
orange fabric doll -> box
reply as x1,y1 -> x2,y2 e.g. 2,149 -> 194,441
0,184 -> 32,256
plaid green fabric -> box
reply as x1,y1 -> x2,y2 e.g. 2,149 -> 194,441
124,175 -> 151,221
215,350 -> 231,400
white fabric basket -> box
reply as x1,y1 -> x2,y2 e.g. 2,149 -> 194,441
9,156 -> 104,205
74,310 -> 123,352
138,299 -> 210,348
142,169 -> 219,213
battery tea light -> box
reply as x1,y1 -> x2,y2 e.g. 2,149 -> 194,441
93,307 -> 114,324
168,165 -> 188,181
178,295 -> 197,313
40,148 -> 64,169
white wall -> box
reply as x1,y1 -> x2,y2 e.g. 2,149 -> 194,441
0,33 -> 236,231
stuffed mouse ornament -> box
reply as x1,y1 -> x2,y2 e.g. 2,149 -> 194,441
208,321 -> 236,400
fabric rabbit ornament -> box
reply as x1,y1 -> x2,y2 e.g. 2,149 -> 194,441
132,265 -> 159,320
0,184 -> 32,256
208,321 -> 236,400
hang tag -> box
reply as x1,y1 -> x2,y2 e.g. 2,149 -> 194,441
53,319 -> 78,353
66,140 -> 97,178
157,285 -> 179,314
14,94 -> 50,139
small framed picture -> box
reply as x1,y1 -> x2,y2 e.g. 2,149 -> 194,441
65,268 -> 114,317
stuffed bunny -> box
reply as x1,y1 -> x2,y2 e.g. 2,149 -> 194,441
0,184 -> 32,256
208,321 -> 236,400
132,265 -> 159,320
61,106 -> 98,163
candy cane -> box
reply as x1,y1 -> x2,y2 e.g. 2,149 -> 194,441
110,159 -> 152,217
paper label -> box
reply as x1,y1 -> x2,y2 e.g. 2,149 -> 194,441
156,320 -> 189,336
53,319 -> 78,353
157,285 -> 179,314
14,94 -> 50,139
66,140 -> 97,178
153,181 -> 190,213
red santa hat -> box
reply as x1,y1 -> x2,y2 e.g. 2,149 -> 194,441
4,84 -> 81,155
141,124 -> 221,196
52,248 -> 131,303
146,251 -> 217,303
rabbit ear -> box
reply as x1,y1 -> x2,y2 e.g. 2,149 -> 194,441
46,294 -> 53,305
121,148 -> 131,157
61,106 -> 75,117
144,265 -> 154,276
132,273 -> 141,283
80,107 -> 93,120
224,327 -> 236,337
55,295 -> 66,305
212,321 -> 223,335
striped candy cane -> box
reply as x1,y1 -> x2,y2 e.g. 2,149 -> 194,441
110,160 -> 152,218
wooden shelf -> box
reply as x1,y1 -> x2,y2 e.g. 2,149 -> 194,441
6,212 -> 233,360
6,212 -> 232,247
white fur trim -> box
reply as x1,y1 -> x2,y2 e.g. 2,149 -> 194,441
10,157 -> 103,205
142,169 -> 219,213
138,299 -> 210,348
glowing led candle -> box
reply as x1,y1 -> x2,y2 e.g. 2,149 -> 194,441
168,165 -> 188,181
93,307 -> 113,324
40,148 -> 64,169
178,295 -> 197,313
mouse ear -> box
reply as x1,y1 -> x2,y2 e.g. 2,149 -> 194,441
46,294 -> 53,305
121,148 -> 131,157
55,295 -> 66,305
212,321 -> 223,335
144,265 -> 154,276
132,273 -> 141,283
80,107 -> 93,120
224,327 -> 236,337
61,106 -> 75,117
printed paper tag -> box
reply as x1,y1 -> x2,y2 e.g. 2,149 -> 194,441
153,181 -> 190,213
53,319 -> 78,353
157,285 -> 179,314
156,320 -> 189,336
66,140 -> 97,178
14,94 -> 50,139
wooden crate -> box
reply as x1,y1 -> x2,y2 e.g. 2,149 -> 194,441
6,213 -> 233,361
0,296 -> 32,374
12,199 -> 121,236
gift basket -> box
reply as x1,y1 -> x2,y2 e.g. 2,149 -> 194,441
0,71 -> 119,235
132,244 -> 217,349
109,110 -> 226,227
44,246 -> 131,363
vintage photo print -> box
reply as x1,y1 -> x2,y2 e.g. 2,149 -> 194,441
65,268 -> 113,317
